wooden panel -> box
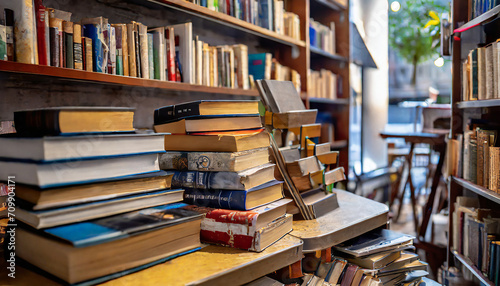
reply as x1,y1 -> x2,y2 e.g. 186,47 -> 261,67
0,235 -> 303,286
290,189 -> 388,252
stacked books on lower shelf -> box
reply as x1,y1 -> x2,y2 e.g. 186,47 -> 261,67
0,107 -> 203,284
451,196 -> 500,283
155,99 -> 293,252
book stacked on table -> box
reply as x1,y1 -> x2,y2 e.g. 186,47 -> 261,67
0,107 -> 203,284
155,100 -> 293,252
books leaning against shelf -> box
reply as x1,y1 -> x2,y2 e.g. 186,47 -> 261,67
189,0 -> 301,41
461,39 -> 500,102
1,106 -> 202,284
308,69 -> 338,100
310,19 -> 335,55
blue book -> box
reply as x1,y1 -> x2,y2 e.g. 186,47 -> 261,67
17,188 -> 185,229
183,179 -> 283,210
83,24 -> 104,73
43,202 -> 201,247
258,0 -> 273,30
310,25 -> 317,47
248,53 -> 269,80
201,0 -> 207,7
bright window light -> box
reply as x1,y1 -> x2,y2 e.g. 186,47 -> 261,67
434,57 -> 444,67
390,1 -> 401,12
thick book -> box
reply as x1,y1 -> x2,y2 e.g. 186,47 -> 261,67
17,188 -> 184,229
15,171 -> 174,210
301,188 -> 339,218
127,22 -> 137,77
200,199 -> 291,251
14,107 -> 135,135
201,213 -> 292,252
73,23 -> 83,70
16,203 -> 202,284
35,0 -> 49,65
154,114 -> 262,134
159,147 -> 270,172
171,163 -> 275,190
170,22 -> 194,84
83,36 -> 93,71
334,229 -> 414,257
346,250 -> 402,270
163,128 -> 270,152
154,100 -> 259,124
82,18 -> 106,73
248,53 -> 272,80
326,258 -> 348,285
3,2 -> 36,64
183,179 -> 283,210
286,156 -> 323,177
0,153 -> 159,188
260,80 -> 306,113
138,22 -> 149,79
0,133 -> 164,162
49,17 -> 62,67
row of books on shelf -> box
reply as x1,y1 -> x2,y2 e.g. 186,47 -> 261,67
469,1 -> 500,20
308,69 -> 338,100
310,19 -> 336,55
0,80 -> 345,284
0,0 -> 301,92
252,229 -> 428,286
462,38 -> 500,101
452,196 -> 500,285
188,0 -> 301,41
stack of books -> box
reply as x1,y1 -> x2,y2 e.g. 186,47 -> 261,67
0,107 -> 203,284
155,100 -> 293,252
288,229 -> 428,286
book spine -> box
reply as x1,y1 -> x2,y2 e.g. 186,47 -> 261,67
4,9 -> 15,61
0,21 -> 6,60
490,147 -> 500,192
183,189 -> 247,210
113,25 -> 123,75
110,26 -> 116,75
73,24 -> 83,70
83,24 -> 104,73
166,28 -> 176,81
35,0 -> 48,65
121,25 -> 129,76
134,24 -> 142,78
49,18 -> 62,67
139,23 -> 149,79
84,37 -> 93,72
171,171 -> 244,190
200,228 -> 255,250
63,21 -> 74,69
148,33 -> 154,79
152,31 -> 161,80
12,3 -> 36,64
127,23 -> 136,77
174,35 -> 183,82
469,139 -> 477,184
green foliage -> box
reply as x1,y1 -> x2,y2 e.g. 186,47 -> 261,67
389,0 -> 447,84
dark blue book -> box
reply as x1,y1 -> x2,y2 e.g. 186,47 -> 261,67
83,24 -> 104,73
258,0 -> 273,30
183,179 -> 283,210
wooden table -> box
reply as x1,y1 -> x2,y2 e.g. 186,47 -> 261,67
379,131 -> 446,240
0,235 -> 303,286
290,189 -> 389,252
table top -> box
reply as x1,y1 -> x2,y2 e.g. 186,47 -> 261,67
379,131 -> 446,145
290,189 -> 389,252
0,235 -> 303,286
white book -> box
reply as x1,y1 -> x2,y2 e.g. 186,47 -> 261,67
170,22 -> 194,84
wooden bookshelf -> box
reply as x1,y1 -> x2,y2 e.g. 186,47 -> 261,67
310,46 -> 348,62
0,61 -> 259,97
151,0 -> 306,48
310,0 -> 346,11
457,99 -> 500,109
454,4 -> 500,33
452,250 -> 494,286
290,189 -> 388,252
0,235 -> 303,286
451,177 -> 500,205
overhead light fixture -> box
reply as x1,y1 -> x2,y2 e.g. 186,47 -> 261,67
434,57 -> 444,67
390,1 -> 401,12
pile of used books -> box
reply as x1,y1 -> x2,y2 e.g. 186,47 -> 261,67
155,100 -> 293,252
277,229 -> 428,286
0,107 -> 203,284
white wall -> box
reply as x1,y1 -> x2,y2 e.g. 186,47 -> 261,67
351,0 -> 389,171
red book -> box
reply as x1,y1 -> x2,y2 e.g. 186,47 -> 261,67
166,27 -> 176,82
200,199 -> 292,252
35,0 -> 48,65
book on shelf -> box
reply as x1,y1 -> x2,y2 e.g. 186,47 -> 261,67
159,147 -> 270,172
14,203 -> 202,284
154,114 -> 262,134
171,163 -> 276,190
468,0 -> 500,20
15,171 -> 174,211
183,179 -> 284,210
310,19 -> 336,55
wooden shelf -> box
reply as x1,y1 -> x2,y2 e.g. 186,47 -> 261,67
150,0 -> 306,48
454,5 -> 500,33
452,250 -> 494,286
290,189 -> 388,252
452,177 -> 500,205
0,235 -> 303,286
310,0 -> 347,11
310,46 -> 348,62
457,99 -> 500,108
0,61 -> 259,97
309,97 -> 349,105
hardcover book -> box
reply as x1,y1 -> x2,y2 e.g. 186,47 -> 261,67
334,229 -> 414,257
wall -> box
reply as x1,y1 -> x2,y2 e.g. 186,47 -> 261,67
351,0 -> 389,171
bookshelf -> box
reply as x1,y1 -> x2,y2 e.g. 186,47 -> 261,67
447,1 -> 500,284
